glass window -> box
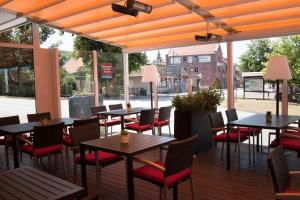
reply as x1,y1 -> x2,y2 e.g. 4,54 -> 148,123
183,56 -> 187,61
0,23 -> 33,45
194,67 -> 198,72
194,56 -> 198,61
173,57 -> 181,64
188,56 -> 193,63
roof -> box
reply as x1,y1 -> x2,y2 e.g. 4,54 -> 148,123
167,44 -> 219,56
62,57 -> 83,74
242,72 -> 264,77
1,0 -> 300,52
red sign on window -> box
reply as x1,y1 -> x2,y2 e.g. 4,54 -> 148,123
101,63 -> 113,79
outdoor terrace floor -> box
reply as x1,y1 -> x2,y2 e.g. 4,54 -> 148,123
1,141 -> 300,200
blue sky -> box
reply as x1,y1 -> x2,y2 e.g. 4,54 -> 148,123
41,31 -> 250,64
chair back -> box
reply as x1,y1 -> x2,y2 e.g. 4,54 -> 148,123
158,106 -> 172,121
32,122 -> 64,149
225,108 -> 238,122
109,104 -> 123,111
209,112 -> 225,130
139,109 -> 155,126
267,145 -> 290,193
73,117 -> 99,127
70,123 -> 100,147
91,106 -> 107,117
0,115 -> 20,126
27,112 -> 51,122
164,135 -> 198,177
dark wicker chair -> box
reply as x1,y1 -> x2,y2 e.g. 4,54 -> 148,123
91,105 -> 121,137
27,112 -> 51,122
20,122 -> 65,176
125,109 -> 156,135
225,108 -> 262,152
267,145 -> 300,199
63,117 -> 99,152
69,123 -> 123,192
154,106 -> 172,137
0,115 -> 20,170
133,135 -> 198,200
108,103 -> 136,123
209,112 -> 249,160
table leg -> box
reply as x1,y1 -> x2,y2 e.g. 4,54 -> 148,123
126,156 -> 134,200
276,128 -> 280,144
12,135 -> 19,168
80,145 -> 87,196
226,126 -> 230,170
121,116 -> 125,130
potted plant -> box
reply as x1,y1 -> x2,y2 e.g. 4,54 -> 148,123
120,130 -> 129,144
172,87 -> 224,152
126,103 -> 132,112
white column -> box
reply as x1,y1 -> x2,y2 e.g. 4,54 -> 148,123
226,41 -> 234,109
123,51 -> 130,104
93,51 -> 99,106
281,80 -> 288,115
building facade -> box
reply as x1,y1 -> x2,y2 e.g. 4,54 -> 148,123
165,44 -> 227,92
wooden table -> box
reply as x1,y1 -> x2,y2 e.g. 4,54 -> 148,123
0,167 -> 85,200
80,133 -> 176,200
0,118 -> 75,168
226,114 -> 300,170
98,107 -> 147,130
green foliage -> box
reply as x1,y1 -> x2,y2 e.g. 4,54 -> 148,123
120,130 -> 129,135
172,87 -> 224,112
239,39 -> 272,72
212,79 -> 222,89
270,36 -> 300,87
60,68 -> 77,97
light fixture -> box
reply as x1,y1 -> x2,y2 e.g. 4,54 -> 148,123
112,0 -> 152,17
111,3 -> 138,17
142,65 -> 160,108
126,0 -> 152,14
265,55 -> 292,115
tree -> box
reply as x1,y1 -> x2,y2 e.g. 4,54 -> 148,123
238,39 -> 272,72
269,36 -> 300,87
73,36 -> 147,73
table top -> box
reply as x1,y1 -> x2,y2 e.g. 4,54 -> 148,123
80,134 -> 176,156
227,114 -> 300,129
0,118 -> 75,135
98,107 -> 148,117
0,167 -> 85,200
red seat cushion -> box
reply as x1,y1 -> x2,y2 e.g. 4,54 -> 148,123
134,161 -> 192,187
21,144 -> 63,157
270,137 -> 300,151
0,136 -> 13,145
124,117 -> 136,123
153,118 -> 170,126
213,131 -> 248,142
63,136 -> 72,146
125,123 -> 152,132
99,119 -> 121,126
75,151 -> 121,165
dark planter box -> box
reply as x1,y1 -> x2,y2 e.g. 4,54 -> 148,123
69,95 -> 103,118
174,107 -> 216,153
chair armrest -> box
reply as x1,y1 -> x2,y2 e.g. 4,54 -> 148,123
289,171 -> 300,176
160,146 -> 168,151
133,157 -> 166,172
211,127 -> 226,132
275,192 -> 300,198
18,136 -> 33,146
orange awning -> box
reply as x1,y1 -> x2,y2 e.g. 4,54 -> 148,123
1,0 -> 300,52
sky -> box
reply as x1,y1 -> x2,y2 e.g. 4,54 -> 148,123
41,31 -> 250,64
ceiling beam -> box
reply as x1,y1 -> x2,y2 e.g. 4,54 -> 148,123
0,0 -> 12,7
175,0 -> 239,34
203,0 -> 260,10
42,0 -> 122,24
0,0 -> 65,26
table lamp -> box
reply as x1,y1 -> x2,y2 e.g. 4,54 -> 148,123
142,65 -> 160,108
265,55 -> 292,115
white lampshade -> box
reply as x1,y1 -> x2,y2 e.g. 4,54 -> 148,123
141,65 -> 160,83
265,55 -> 292,80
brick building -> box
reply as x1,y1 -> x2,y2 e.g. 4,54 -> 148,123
165,44 -> 227,92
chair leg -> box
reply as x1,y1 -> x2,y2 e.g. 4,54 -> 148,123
65,146 -> 69,158
73,152 -> 77,182
163,187 -> 167,200
260,133 -> 263,152
111,126 -> 113,136
33,156 -> 37,168
234,143 -> 237,152
173,184 -> 178,200
4,141 -> 9,170
60,153 -> 66,178
95,151 -> 101,193
189,177 -> 195,200
221,142 -> 224,160
168,124 -> 171,137
152,127 -> 155,136
48,154 -> 51,169
268,132 -> 271,154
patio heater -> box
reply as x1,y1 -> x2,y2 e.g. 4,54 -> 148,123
142,65 -> 160,108
265,55 -> 292,115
